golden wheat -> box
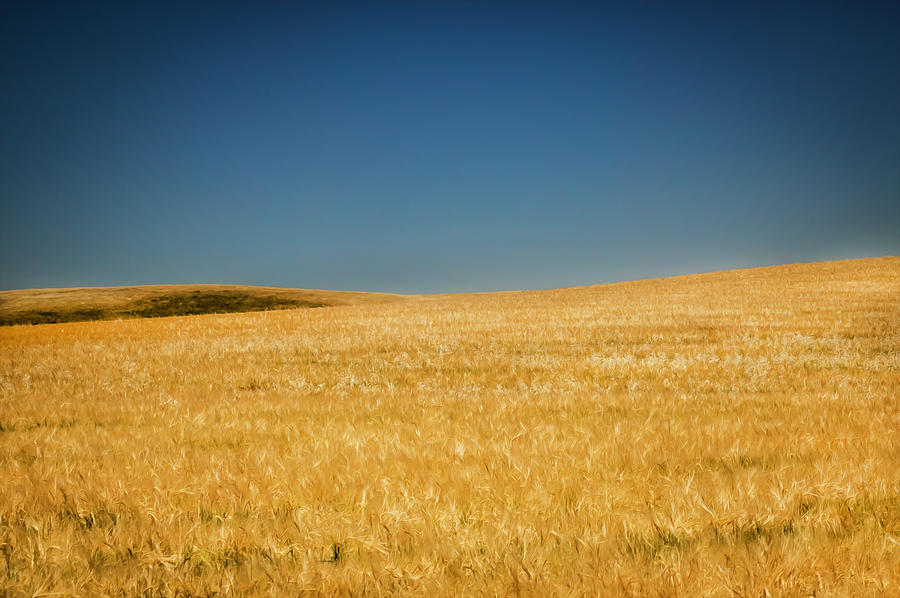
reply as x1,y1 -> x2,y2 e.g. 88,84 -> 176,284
1,258 -> 898,597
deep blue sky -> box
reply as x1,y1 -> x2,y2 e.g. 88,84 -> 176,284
2,1 -> 898,292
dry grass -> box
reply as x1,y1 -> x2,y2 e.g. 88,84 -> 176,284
0,257 -> 898,597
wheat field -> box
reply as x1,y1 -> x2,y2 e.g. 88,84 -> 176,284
1,258 -> 898,597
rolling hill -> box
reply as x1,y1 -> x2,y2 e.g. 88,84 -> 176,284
0,284 -> 409,326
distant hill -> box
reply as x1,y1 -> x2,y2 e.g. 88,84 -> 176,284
2,257 -> 896,326
0,284 -> 409,325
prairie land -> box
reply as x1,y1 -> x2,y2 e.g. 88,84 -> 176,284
0,257 -> 898,596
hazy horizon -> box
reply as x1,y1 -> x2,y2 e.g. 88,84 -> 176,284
2,1 -> 898,294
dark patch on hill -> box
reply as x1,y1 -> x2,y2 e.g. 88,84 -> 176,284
0,292 -> 326,326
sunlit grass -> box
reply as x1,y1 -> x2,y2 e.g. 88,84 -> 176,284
1,258 -> 898,596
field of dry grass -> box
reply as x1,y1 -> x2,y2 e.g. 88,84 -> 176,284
1,257 -> 898,596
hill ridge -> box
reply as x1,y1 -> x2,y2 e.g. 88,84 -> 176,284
1,257 -> 895,325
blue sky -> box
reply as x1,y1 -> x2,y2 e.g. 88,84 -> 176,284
2,1 -> 898,292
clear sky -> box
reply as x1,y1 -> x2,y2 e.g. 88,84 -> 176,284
2,1 -> 898,293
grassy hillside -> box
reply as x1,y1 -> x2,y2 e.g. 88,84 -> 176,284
0,257 -> 898,596
0,284 -> 408,325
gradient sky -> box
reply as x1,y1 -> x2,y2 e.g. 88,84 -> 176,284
2,1 -> 898,293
